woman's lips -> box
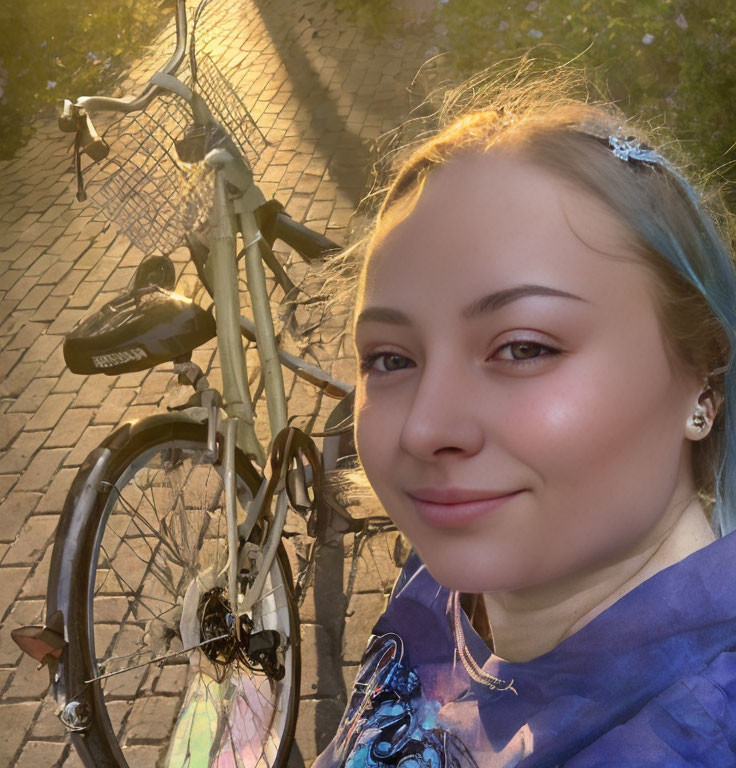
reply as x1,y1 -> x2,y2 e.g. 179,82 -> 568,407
407,490 -> 524,529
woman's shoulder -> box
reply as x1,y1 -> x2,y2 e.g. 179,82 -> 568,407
371,549 -> 455,651
563,650 -> 736,766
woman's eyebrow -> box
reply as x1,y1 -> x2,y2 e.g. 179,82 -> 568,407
355,284 -> 588,329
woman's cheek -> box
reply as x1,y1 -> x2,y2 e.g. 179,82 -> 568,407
355,392 -> 396,480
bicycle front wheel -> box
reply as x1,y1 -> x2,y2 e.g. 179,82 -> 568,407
67,419 -> 300,768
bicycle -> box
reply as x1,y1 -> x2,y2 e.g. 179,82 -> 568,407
11,1 -> 396,765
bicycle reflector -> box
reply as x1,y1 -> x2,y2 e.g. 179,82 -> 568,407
11,610 -> 66,668
63,285 -> 216,375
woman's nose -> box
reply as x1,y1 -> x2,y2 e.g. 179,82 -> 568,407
398,363 -> 485,461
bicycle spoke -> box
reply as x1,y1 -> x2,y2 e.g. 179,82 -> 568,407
84,435 -> 297,766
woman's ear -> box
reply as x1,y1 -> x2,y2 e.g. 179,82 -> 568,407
684,385 -> 721,442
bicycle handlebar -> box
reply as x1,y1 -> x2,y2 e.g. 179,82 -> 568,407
74,0 -> 188,114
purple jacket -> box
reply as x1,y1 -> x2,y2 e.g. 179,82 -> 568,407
313,530 -> 736,766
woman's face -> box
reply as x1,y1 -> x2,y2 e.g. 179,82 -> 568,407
354,150 -> 703,593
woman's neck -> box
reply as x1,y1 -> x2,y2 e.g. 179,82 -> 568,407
480,497 -> 716,663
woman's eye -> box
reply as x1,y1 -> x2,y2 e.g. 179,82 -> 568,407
494,341 -> 558,362
359,352 -> 413,375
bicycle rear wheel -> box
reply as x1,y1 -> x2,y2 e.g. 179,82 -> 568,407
67,419 -> 300,768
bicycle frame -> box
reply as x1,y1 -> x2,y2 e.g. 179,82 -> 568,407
149,71 -> 300,619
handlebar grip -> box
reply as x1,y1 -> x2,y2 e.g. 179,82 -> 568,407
59,100 -> 77,133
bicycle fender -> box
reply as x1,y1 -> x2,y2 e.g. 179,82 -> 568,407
44,443 -> 111,725
45,412 -> 210,766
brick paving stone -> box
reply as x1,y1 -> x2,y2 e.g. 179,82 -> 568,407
292,698 -> 346,764
5,275 -> 36,303
125,696 -> 183,742
36,261 -> 73,286
0,567 -> 30,620
4,652 -> 53,701
15,246 -> 47,272
73,374 -> 116,407
0,702 -> 39,767
300,623 -> 344,698
114,370 -> 148,389
0,476 -> 17,502
46,234 -> 83,258
93,387 -> 137,424
0,493 -> 42,543
35,467 -> 77,512
342,592 -> 386,663
14,740 -> 67,768
32,295 -> 67,323
0,412 -> 29,450
46,308 -> 85,335
52,368 -> 82,394
0,271 -> 24,295
17,283 -> 54,312
102,266 -> 136,293
58,426 -> 96,464
25,393 -> 75,431
45,408 -> 93,448
29,695 -> 66,740
19,544 -> 54,598
39,203 -> 68,224
306,199 -> 335,221
51,268 -> 85,297
3,516 -> 58,565
73,246 -> 106,272
0,240 -> 30,261
0,431 -> 49,474
85,255 -> 122,283
132,370 -> 174,406
6,321 -> 45,351
23,332 -> 63,363
0,347 -> 22,375
35,225 -> 66,248
37,343 -> 68,378
344,530 -> 400,595
0,668 -> 11,694
14,449 -> 70,492
65,280 -> 102,309
7,376 -> 55,411
0,299 -> 18,326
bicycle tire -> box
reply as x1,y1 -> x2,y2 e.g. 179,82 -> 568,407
63,418 -> 300,768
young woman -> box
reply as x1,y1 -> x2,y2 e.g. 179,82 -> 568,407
313,71 -> 736,766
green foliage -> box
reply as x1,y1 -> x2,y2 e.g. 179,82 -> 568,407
434,0 -> 736,195
0,0 -> 175,159
326,0 -> 400,38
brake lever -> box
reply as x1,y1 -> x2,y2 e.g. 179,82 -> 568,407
64,104 -> 110,202
78,112 -> 109,162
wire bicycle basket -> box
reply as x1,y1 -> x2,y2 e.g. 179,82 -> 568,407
85,49 -> 268,257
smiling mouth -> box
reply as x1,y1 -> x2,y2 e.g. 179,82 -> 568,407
407,490 -> 524,530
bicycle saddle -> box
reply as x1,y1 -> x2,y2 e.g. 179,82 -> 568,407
63,284 -> 216,375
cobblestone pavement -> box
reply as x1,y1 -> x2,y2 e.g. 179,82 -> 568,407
0,1 -> 445,765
